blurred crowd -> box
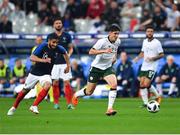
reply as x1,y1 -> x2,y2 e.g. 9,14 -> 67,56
0,0 -> 179,33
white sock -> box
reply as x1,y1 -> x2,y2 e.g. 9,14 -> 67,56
140,88 -> 148,105
156,83 -> 163,96
149,85 -> 160,98
75,88 -> 86,98
0,84 -> 3,91
108,90 -> 117,109
168,83 -> 176,95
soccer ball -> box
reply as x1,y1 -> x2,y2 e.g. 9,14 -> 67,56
147,100 -> 160,113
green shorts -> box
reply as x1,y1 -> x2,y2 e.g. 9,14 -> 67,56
139,70 -> 156,80
88,67 -> 115,83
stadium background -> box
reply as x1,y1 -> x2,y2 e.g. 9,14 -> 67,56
0,0 -> 180,134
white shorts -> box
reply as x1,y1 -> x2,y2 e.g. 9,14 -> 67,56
51,64 -> 72,81
24,73 -> 52,90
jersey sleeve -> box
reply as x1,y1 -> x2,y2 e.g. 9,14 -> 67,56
157,40 -> 164,53
141,40 -> 145,52
57,46 -> 67,54
33,43 -> 45,56
92,39 -> 104,50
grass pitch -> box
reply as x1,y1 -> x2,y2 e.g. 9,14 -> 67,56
0,97 -> 180,134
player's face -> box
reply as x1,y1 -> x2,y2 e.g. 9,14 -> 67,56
49,39 -> 58,49
109,31 -> 119,42
146,28 -> 154,39
53,20 -> 63,31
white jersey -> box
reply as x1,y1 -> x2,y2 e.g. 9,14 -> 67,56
141,38 -> 163,71
91,37 -> 121,70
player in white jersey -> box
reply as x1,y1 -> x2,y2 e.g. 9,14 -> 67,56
72,24 -> 121,116
133,26 -> 164,107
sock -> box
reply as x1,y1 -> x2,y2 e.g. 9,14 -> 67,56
65,83 -> 73,104
74,88 -> 86,97
13,91 -> 26,108
156,83 -> 163,96
53,85 -> 60,104
140,88 -> 148,105
168,83 -> 176,95
149,85 -> 160,98
33,89 -> 48,106
108,90 -> 117,110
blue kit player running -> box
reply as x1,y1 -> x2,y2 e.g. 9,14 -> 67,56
7,34 -> 70,115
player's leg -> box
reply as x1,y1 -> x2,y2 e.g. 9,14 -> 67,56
30,75 -> 52,114
7,73 -> 39,115
72,67 -> 101,106
104,74 -> 117,116
51,64 -> 61,109
139,76 -> 149,107
72,82 -> 97,107
168,77 -> 176,96
155,76 -> 163,96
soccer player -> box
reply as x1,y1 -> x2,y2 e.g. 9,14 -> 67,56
133,26 -> 164,107
47,17 -> 74,109
72,24 -> 121,116
7,34 -> 70,115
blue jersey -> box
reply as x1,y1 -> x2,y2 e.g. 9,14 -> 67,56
31,42 -> 66,76
47,32 -> 72,64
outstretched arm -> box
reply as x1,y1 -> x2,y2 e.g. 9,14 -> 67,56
154,0 -> 166,11
30,54 -> 51,63
89,48 -> 112,55
133,51 -> 144,63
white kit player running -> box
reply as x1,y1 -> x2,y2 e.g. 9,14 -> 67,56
72,24 -> 121,116
133,26 -> 164,107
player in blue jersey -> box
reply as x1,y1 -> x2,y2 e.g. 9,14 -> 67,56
7,34 -> 70,115
47,17 -> 74,109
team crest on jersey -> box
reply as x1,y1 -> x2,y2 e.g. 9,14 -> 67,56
62,37 -> 66,43
43,52 -> 48,59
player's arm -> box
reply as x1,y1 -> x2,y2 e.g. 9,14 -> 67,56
133,51 -> 144,63
30,54 -> 51,63
63,53 -> 71,73
68,43 -> 74,57
89,48 -> 112,55
149,52 -> 164,61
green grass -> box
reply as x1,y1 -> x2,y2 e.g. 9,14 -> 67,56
0,97 -> 180,134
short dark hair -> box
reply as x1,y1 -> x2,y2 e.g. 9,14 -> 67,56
145,25 -> 154,31
109,24 -> 121,32
47,33 -> 58,41
53,17 -> 62,24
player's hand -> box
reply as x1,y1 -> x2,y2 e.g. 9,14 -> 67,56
104,48 -> 112,53
43,58 -> 51,63
145,57 -> 154,62
64,66 -> 70,73
132,57 -> 138,63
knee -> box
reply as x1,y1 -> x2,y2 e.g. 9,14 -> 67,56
43,82 -> 51,90
64,80 -> 70,85
53,80 -> 59,86
140,82 -> 150,89
172,77 -> 176,83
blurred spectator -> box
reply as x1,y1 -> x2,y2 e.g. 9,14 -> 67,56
140,0 -> 155,14
86,0 -> 105,19
71,59 -> 86,91
0,59 -> 11,91
155,55 -> 180,97
138,9 -> 152,31
25,0 -> 38,15
62,11 -> 75,32
48,4 -> 61,26
0,0 -> 15,17
76,0 -> 89,18
10,4 -> 25,21
155,0 -> 180,31
65,0 -> 78,19
116,52 -> 135,97
103,1 -> 121,29
31,36 -> 43,53
10,58 -> 27,89
120,1 -> 137,31
0,14 -> 13,33
151,6 -> 166,31
37,1 -> 49,25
